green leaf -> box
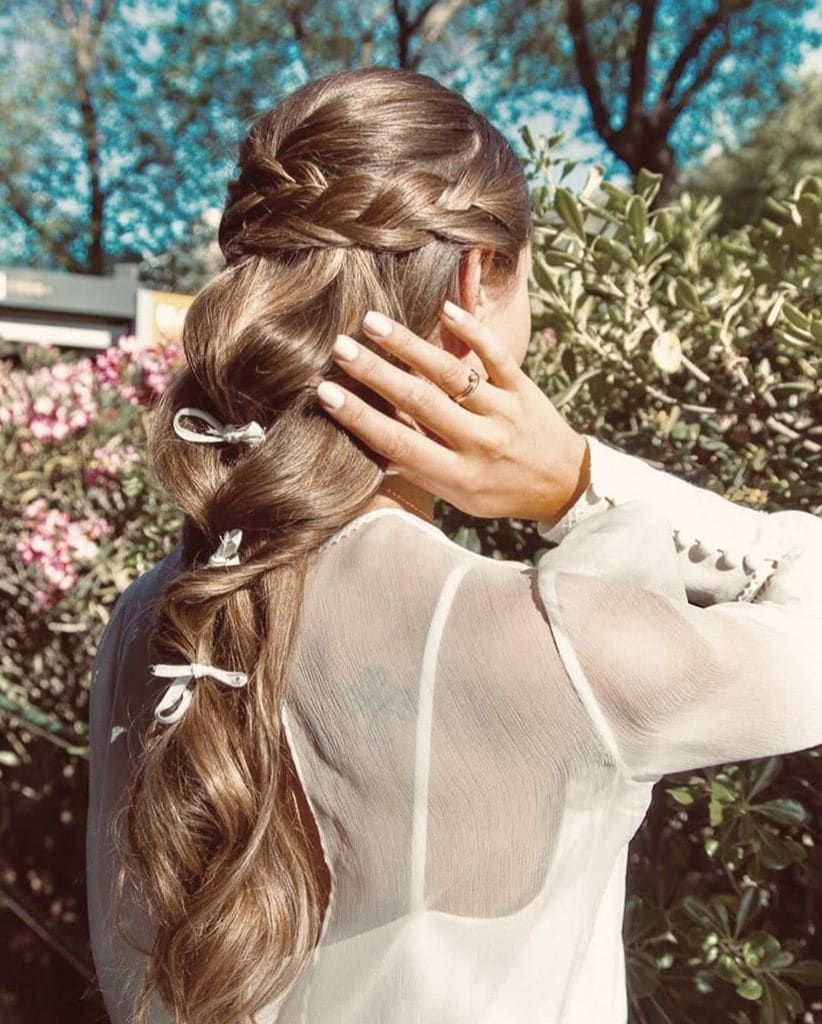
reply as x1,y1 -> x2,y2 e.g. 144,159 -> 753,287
554,187 -> 587,241
766,950 -> 795,970
710,778 -> 737,802
635,168 -> 663,204
667,786 -> 694,806
737,978 -> 763,1000
600,181 -> 632,205
540,248 -> 580,268
551,367 -> 603,407
453,526 -> 481,553
674,278 -> 703,313
781,959 -> 822,985
626,195 -> 648,243
735,887 -> 759,937
747,757 -> 781,800
753,799 -> 807,826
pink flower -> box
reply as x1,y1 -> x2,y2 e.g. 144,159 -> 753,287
16,500 -> 113,609
83,438 -> 141,488
0,355 -> 100,441
93,333 -> 184,406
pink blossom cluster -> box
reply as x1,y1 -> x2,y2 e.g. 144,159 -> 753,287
94,334 -> 184,405
0,358 -> 99,445
0,334 -> 184,451
84,438 -> 141,488
16,498 -> 113,609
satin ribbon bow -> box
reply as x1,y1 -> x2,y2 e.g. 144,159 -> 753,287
149,662 -> 249,725
207,529 -> 243,567
173,407 -> 266,446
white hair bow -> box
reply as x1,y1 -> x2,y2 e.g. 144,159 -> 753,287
207,529 -> 243,567
173,407 -> 266,446
150,662 -> 249,725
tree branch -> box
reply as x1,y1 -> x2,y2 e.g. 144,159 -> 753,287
626,0 -> 659,118
0,179 -> 83,270
658,0 -> 753,107
663,29 -> 734,127
285,4 -> 317,79
564,0 -> 613,142
391,0 -> 414,67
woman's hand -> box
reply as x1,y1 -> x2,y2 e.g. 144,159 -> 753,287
316,302 -> 590,527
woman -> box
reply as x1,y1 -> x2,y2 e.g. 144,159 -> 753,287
85,66 -> 822,1024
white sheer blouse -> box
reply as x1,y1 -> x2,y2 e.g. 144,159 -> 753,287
85,435 -> 822,1024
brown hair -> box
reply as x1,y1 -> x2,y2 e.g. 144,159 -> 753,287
113,65 -> 531,1024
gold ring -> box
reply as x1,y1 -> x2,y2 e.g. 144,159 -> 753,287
450,367 -> 481,405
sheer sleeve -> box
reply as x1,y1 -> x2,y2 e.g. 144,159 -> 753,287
538,434 -> 786,606
535,497 -> 822,783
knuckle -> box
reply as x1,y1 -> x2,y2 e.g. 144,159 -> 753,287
344,395 -> 367,427
442,364 -> 470,397
459,464 -> 484,501
407,378 -> 439,418
388,327 -> 414,357
384,429 -> 413,464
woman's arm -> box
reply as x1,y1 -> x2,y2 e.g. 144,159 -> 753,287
538,435 -> 784,607
535,497 -> 822,781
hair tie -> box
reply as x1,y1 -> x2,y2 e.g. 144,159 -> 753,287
173,407 -> 266,446
149,662 -> 249,725
207,529 -> 243,568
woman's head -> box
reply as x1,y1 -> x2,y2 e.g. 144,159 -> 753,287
117,66 -> 532,1024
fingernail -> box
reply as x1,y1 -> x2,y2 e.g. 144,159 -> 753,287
363,310 -> 392,337
317,380 -> 345,409
333,335 -> 359,361
442,300 -> 464,322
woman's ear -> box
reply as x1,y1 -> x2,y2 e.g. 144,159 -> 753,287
441,247 -> 495,361
457,247 -> 494,316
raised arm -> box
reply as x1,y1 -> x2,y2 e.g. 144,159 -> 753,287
535,497 -> 822,783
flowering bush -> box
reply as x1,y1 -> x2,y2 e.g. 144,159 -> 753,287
0,357 -> 100,447
16,499 -> 113,608
93,332 -> 184,406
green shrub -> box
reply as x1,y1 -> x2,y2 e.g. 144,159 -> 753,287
517,132 -> 822,1024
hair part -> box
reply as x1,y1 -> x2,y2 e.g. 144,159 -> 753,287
112,65 -> 532,1024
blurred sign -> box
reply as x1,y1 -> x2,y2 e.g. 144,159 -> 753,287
0,262 -> 142,350
135,288 -> 194,345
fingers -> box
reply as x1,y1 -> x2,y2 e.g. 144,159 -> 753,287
438,301 -> 523,391
329,332 -> 483,447
316,378 -> 460,491
360,310 -> 498,416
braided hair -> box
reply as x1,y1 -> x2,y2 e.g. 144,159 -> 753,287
112,66 -> 532,1024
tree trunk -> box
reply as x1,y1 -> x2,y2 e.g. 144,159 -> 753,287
611,118 -> 679,208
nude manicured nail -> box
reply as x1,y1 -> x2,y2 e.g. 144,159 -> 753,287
317,381 -> 345,409
333,335 -> 359,361
442,300 -> 464,322
363,310 -> 392,336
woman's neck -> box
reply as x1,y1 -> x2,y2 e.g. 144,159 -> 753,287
367,477 -> 435,523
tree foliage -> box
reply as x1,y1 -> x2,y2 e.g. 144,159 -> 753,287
484,0 -> 819,204
0,0 -> 817,273
684,73 -> 822,231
